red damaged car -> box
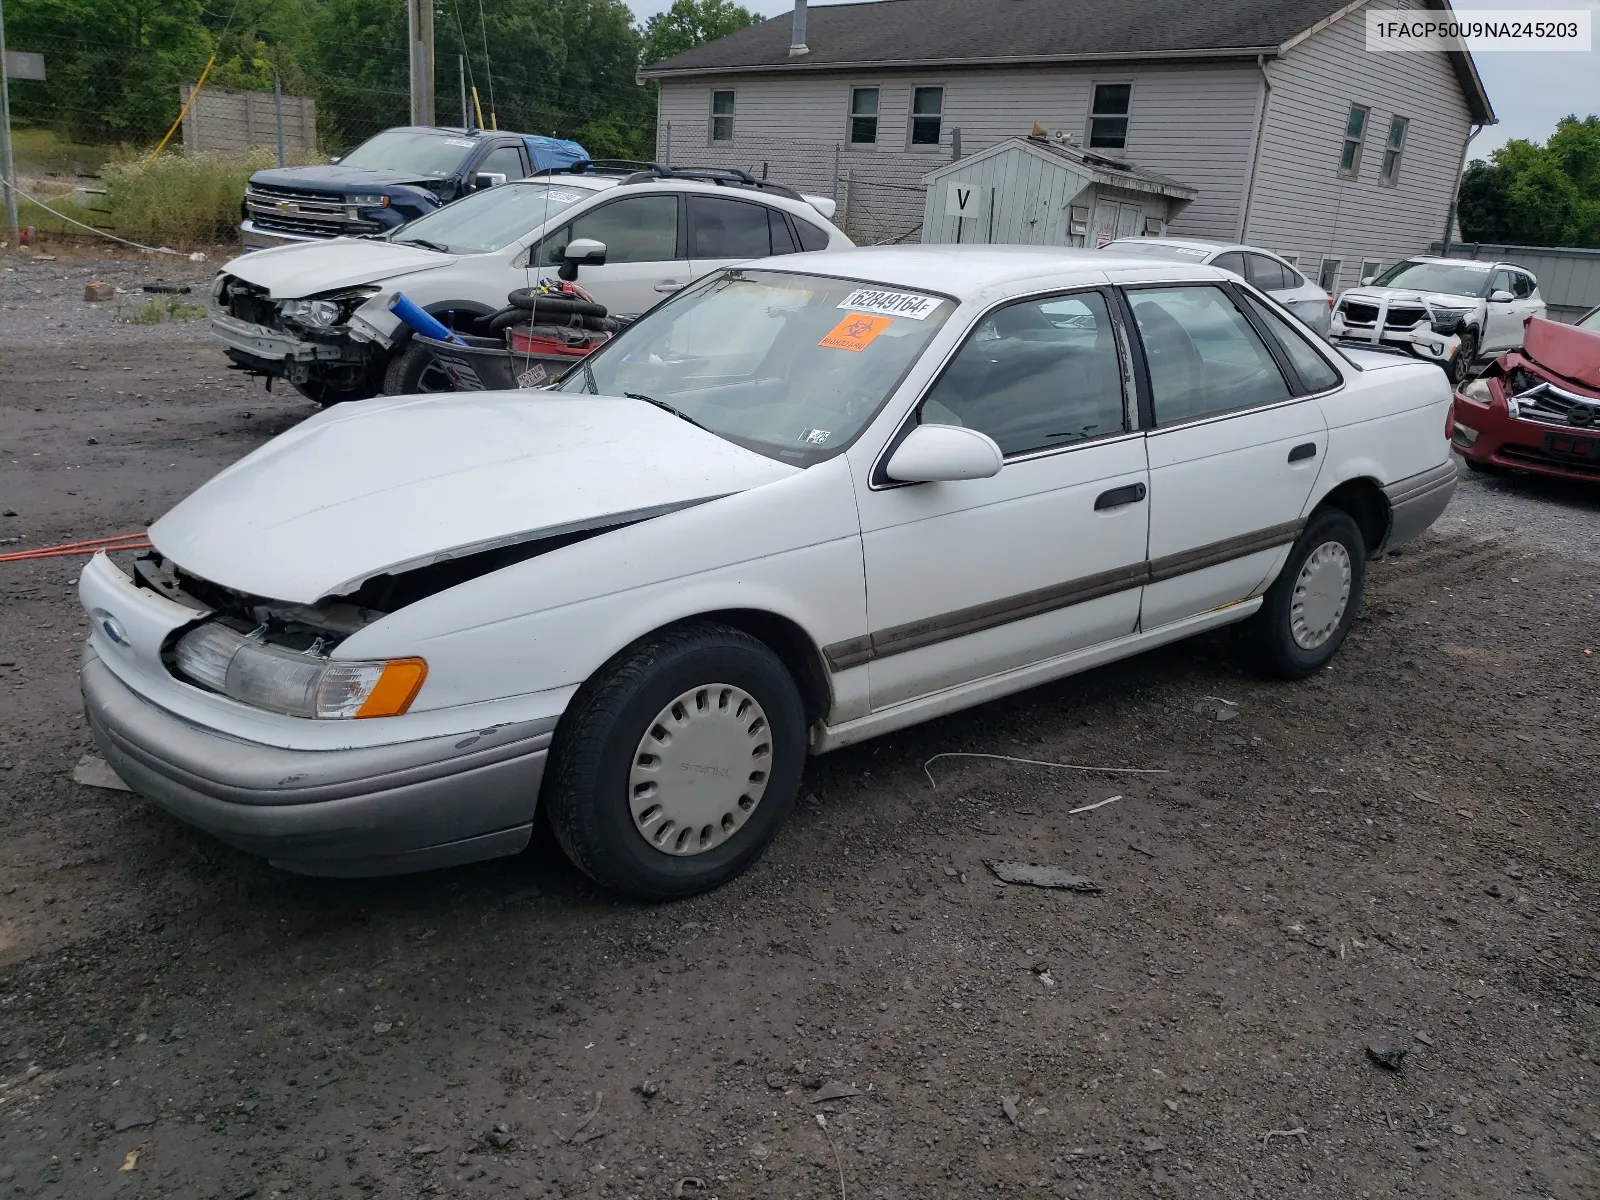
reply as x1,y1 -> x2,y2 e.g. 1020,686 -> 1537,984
1452,306 -> 1600,482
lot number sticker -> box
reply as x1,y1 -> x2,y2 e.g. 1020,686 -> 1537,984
820,313 -> 893,352
836,289 -> 943,321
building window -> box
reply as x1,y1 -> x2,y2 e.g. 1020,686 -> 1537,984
1280,253 -> 1300,268
1380,116 -> 1408,185
1358,258 -> 1382,283
1088,83 -> 1132,150
849,87 -> 880,144
910,86 -> 943,147
1317,257 -> 1343,292
1338,104 -> 1368,177
710,90 -> 735,141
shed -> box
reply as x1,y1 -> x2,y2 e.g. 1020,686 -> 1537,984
922,135 -> 1197,248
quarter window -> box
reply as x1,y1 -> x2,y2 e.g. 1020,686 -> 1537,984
542,195 -> 679,265
850,88 -> 880,144
793,217 -> 830,252
1089,83 -> 1132,149
910,86 -> 943,146
920,290 -> 1126,456
710,90 -> 735,141
1128,286 -> 1290,425
1237,292 -> 1343,394
1380,117 -> 1408,185
1339,104 -> 1369,177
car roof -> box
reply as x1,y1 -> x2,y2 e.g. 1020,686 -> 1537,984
745,245 -> 1233,302
515,174 -> 843,227
508,175 -> 618,193
1400,255 -> 1524,272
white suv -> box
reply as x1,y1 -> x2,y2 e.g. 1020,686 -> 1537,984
1331,257 -> 1545,385
209,166 -> 853,403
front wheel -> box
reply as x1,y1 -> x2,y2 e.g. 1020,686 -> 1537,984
382,341 -> 457,395
1242,507 -> 1367,679
1449,328 -> 1480,387
543,622 -> 807,900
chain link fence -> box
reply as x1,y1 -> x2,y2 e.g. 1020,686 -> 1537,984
657,124 -> 933,246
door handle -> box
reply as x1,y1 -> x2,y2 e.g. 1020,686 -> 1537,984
1094,482 -> 1147,510
1288,442 -> 1318,463
654,280 -> 683,293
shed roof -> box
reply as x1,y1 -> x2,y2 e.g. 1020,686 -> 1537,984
925,137 -> 1198,203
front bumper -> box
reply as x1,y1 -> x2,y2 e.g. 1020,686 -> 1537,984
239,220 -> 324,251
1331,312 -> 1460,367
1452,395 -> 1600,483
82,651 -> 555,876
210,312 -> 350,367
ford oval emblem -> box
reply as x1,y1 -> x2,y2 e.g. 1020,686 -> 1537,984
99,614 -> 128,646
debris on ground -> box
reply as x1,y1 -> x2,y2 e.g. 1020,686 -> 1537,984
922,751 -> 1167,789
113,1113 -> 154,1132
986,862 -> 1102,892
119,1149 -> 140,1172
812,1081 -> 860,1103
84,282 -> 114,302
141,282 -> 192,294
1415,1031 -> 1436,1046
1067,795 -> 1121,814
556,1092 -> 603,1144
1366,1037 -> 1407,1071
674,1178 -> 705,1197
1194,696 -> 1240,721
71,754 -> 131,791
1001,1095 -> 1020,1125
1260,1127 -> 1308,1147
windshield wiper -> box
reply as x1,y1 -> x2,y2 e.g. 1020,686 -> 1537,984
626,391 -> 710,432
394,237 -> 451,253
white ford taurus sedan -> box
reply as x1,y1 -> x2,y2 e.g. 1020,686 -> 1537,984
81,247 -> 1457,898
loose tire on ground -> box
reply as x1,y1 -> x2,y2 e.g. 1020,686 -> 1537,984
1242,507 -> 1367,679
542,622 -> 807,900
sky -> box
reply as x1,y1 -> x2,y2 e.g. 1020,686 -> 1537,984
625,0 -> 1599,159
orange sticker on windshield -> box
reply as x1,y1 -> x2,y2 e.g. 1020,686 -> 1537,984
820,313 -> 892,352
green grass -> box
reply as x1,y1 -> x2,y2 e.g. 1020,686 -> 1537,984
101,150 -> 279,250
122,295 -> 208,325
13,190 -> 111,239
11,127 -> 116,177
126,299 -> 168,324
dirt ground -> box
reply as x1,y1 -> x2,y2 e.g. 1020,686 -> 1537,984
1,251 -> 1596,1200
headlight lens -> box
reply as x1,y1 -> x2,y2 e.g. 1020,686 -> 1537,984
1461,377 -> 1493,403
173,623 -> 426,719
1430,307 -> 1471,334
279,298 -> 346,327
349,193 -> 390,207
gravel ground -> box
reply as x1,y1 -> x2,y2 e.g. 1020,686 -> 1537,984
1,253 -> 1596,1200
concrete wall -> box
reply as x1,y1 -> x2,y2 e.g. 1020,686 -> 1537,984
181,85 -> 317,157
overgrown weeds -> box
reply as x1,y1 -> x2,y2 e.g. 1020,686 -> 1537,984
100,150 -> 276,250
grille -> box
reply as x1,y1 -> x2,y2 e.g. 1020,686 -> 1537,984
223,277 -> 278,328
1341,301 -> 1379,325
1498,443 -> 1600,475
1510,382 -> 1600,429
1385,305 -> 1428,328
244,184 -> 358,237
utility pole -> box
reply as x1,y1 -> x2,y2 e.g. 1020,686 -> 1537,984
0,0 -> 20,241
406,0 -> 434,127
459,55 -> 468,129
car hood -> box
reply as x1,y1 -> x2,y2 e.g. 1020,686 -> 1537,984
251,165 -> 446,192
1340,287 -> 1479,310
150,393 -> 800,604
223,239 -> 454,297
1520,317 -> 1600,391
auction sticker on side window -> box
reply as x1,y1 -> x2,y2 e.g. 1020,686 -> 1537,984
820,313 -> 893,352
836,288 -> 943,320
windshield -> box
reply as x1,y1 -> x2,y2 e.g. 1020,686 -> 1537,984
1103,240 -> 1210,260
339,129 -> 478,177
558,269 -> 955,463
393,182 -> 594,254
1371,260 -> 1493,297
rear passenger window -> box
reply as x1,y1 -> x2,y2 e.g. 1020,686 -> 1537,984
1245,253 -> 1289,291
919,290 -> 1126,456
689,195 -> 773,259
1128,285 -> 1290,424
1237,292 -> 1342,394
793,218 -> 830,252
1513,272 -> 1536,298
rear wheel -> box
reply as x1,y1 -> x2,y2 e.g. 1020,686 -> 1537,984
382,341 -> 456,395
543,623 -> 807,900
1242,507 -> 1367,679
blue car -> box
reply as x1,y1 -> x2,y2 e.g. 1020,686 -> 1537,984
240,125 -> 588,249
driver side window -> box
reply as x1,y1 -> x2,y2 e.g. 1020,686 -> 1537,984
1491,270 -> 1513,298
540,195 -> 681,266
918,290 -> 1126,457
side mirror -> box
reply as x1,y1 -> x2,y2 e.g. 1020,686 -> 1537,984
1360,275 -> 1375,286
558,238 -> 608,281
885,424 -> 1003,484
474,172 -> 508,190
329,155 -> 342,164
1490,289 -> 1514,304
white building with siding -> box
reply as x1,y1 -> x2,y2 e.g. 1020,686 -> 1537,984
639,0 -> 1494,295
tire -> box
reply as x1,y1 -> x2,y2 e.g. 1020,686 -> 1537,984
381,341 -> 456,395
1450,327 -> 1480,388
1242,507 -> 1367,680
543,622 -> 807,900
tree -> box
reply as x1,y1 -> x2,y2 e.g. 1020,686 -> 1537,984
1458,115 -> 1600,248
641,0 -> 761,68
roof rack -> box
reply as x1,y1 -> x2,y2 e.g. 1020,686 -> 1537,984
618,164 -> 804,202
528,158 -> 656,179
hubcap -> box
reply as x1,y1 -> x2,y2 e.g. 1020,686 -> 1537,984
1290,540 -> 1352,650
628,684 -> 772,857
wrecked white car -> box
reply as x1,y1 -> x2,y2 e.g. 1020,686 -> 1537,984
83,247 -> 1455,898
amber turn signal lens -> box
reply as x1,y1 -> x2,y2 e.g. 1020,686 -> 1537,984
354,658 -> 428,718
